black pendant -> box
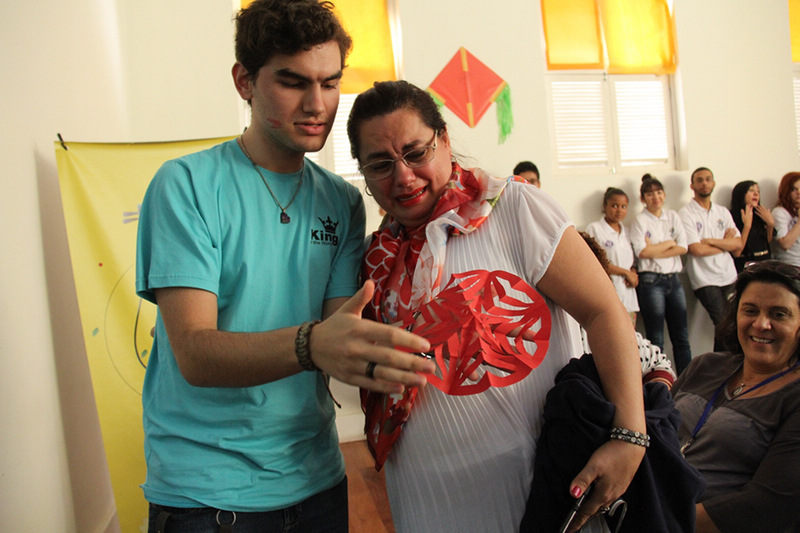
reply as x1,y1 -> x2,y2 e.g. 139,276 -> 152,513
280,212 -> 291,224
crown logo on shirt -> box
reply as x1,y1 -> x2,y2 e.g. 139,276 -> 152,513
311,216 -> 340,246
318,216 -> 339,234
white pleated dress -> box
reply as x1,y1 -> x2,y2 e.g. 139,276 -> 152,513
383,181 -> 589,533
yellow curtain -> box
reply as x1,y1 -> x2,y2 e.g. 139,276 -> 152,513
791,0 -> 800,62
541,0 -> 676,74
601,0 -> 676,74
541,0 -> 604,70
335,0 -> 396,92
239,0 -> 396,93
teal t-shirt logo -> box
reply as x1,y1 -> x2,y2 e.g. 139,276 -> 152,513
311,216 -> 339,246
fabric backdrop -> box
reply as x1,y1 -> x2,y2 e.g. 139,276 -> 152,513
55,136 -> 233,532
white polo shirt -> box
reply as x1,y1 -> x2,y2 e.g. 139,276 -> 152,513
630,208 -> 687,274
585,218 -> 639,312
678,199 -> 739,290
772,206 -> 800,267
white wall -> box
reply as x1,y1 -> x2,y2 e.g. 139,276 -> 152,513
1,1 -> 240,531
2,1 -> 799,531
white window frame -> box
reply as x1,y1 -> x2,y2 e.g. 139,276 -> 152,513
545,71 -> 676,176
793,66 -> 800,156
306,93 -> 360,180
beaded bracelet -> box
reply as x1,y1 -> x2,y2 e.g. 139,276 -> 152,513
295,320 -> 321,371
609,427 -> 650,448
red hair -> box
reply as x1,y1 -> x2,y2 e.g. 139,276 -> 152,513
777,172 -> 800,215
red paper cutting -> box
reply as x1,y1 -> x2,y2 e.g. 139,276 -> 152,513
427,47 -> 508,128
363,269 -> 551,469
402,269 -> 551,395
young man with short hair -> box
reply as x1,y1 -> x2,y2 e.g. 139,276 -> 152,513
513,160 -> 540,188
678,167 -> 741,350
136,2 -> 433,531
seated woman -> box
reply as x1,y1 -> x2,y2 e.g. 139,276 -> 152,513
348,80 -> 646,533
672,260 -> 800,533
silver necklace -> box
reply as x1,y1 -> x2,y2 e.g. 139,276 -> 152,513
239,136 -> 303,224
731,362 -> 798,397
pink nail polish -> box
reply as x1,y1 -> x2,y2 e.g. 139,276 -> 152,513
570,486 -> 582,498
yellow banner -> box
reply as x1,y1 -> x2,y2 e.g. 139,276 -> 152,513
55,136 -> 234,532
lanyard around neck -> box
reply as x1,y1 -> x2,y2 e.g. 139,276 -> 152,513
681,361 -> 799,455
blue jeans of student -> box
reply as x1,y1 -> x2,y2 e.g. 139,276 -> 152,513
148,476 -> 348,533
694,283 -> 735,351
636,272 -> 692,374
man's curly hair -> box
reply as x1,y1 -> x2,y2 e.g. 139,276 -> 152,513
235,0 -> 352,80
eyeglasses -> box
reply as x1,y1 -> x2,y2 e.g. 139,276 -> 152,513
359,131 -> 439,181
742,260 -> 800,279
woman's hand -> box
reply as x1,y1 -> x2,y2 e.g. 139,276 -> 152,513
755,204 -> 774,228
623,269 -> 638,288
535,228 -> 646,532
311,281 -> 436,394
741,204 -> 753,229
565,439 -> 646,533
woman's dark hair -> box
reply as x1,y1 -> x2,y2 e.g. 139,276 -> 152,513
348,80 -> 447,161
603,187 -> 628,206
717,260 -> 800,360
640,173 -> 664,198
777,172 -> 800,215
235,0 -> 352,81
730,180 -> 759,228
580,232 -> 611,275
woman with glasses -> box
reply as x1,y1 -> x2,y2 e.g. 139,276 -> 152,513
672,261 -> 800,532
347,80 -> 646,533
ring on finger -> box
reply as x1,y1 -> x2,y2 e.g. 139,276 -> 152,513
598,506 -> 610,515
365,361 -> 378,379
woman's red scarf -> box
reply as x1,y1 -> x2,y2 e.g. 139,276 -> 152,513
360,163 -> 528,469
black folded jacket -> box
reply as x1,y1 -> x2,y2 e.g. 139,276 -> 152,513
520,354 -> 706,533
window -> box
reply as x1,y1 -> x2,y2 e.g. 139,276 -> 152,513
794,69 -> 800,155
547,73 -> 674,173
541,0 -> 677,174
305,93 -> 360,180
792,0 -> 800,155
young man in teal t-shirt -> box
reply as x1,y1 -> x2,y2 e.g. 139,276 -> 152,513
136,1 -> 434,531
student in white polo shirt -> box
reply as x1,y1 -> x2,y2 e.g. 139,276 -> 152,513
630,174 -> 692,374
586,187 -> 639,327
678,167 -> 741,351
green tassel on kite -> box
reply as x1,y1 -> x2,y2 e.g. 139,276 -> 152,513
429,91 -> 445,111
494,84 -> 513,144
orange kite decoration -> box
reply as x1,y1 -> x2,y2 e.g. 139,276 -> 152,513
427,47 -> 514,143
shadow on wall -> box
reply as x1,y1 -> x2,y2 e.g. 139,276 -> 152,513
35,150 -> 120,533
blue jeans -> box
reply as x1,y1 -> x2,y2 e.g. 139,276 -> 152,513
148,476 -> 348,533
636,272 -> 692,374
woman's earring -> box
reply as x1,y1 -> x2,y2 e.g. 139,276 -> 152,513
365,187 -> 373,197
